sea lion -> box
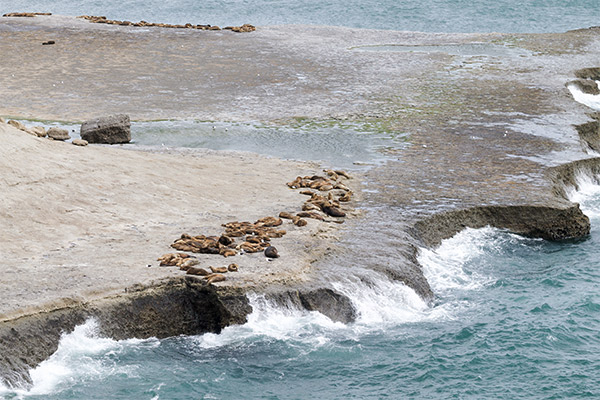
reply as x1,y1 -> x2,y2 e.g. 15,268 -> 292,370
324,169 -> 339,180
279,211 -> 294,219
334,182 -> 350,191
294,218 -> 308,227
180,258 -> 199,270
255,216 -> 283,227
210,266 -> 228,273
323,206 -> 346,218
186,266 -> 210,276
338,192 -> 352,202
228,263 -> 239,272
205,274 -> 226,284
300,190 -> 314,196
302,202 -> 321,212
218,235 -> 234,246
219,248 -> 237,257
334,170 -> 351,179
264,246 -> 279,258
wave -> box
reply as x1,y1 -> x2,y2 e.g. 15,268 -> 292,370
567,83 -> 600,111
0,319 -> 159,399
566,172 -> 600,220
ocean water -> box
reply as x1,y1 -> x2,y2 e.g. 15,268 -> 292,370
3,0 -> 600,33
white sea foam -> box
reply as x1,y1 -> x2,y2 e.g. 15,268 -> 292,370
0,319 -> 158,399
194,293 -> 345,349
566,172 -> 600,220
567,82 -> 600,111
418,227 -> 498,294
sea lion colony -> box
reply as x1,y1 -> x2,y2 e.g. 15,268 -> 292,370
2,12 -> 256,32
77,15 -> 256,32
157,171 -> 353,284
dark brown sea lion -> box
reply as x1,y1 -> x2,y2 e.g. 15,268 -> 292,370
323,206 -> 346,218
264,246 -> 279,258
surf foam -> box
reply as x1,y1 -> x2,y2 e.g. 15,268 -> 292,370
0,319 -> 158,399
566,171 -> 600,220
567,82 -> 600,111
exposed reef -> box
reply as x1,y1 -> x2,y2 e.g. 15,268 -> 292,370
412,204 -> 590,248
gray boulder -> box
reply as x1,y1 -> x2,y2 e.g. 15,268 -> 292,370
80,114 -> 131,144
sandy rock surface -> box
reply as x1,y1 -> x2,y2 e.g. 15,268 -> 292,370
0,122 -> 342,320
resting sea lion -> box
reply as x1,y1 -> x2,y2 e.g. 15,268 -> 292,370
228,263 -> 239,272
264,246 -> 279,258
186,266 -> 210,276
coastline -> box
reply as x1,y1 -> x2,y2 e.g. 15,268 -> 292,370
2,14 -> 600,388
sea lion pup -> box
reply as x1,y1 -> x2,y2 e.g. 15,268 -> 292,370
299,190 -> 314,196
228,263 -> 239,272
264,246 -> 279,258
279,211 -> 294,219
186,266 -> 210,276
210,266 -> 228,273
205,274 -> 226,284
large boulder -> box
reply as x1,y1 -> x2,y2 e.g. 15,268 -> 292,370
80,114 -> 131,144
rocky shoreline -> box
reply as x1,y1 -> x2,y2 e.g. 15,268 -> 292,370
2,15 -> 600,388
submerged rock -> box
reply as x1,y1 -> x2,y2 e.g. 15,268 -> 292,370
80,114 -> 131,144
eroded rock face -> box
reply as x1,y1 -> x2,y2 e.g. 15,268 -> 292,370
0,278 -> 251,389
267,288 -> 357,323
413,203 -> 590,248
80,114 -> 131,144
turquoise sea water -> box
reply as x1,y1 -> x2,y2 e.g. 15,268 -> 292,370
2,0 -> 600,33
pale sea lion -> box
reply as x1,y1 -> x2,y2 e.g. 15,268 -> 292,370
210,266 -> 228,273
